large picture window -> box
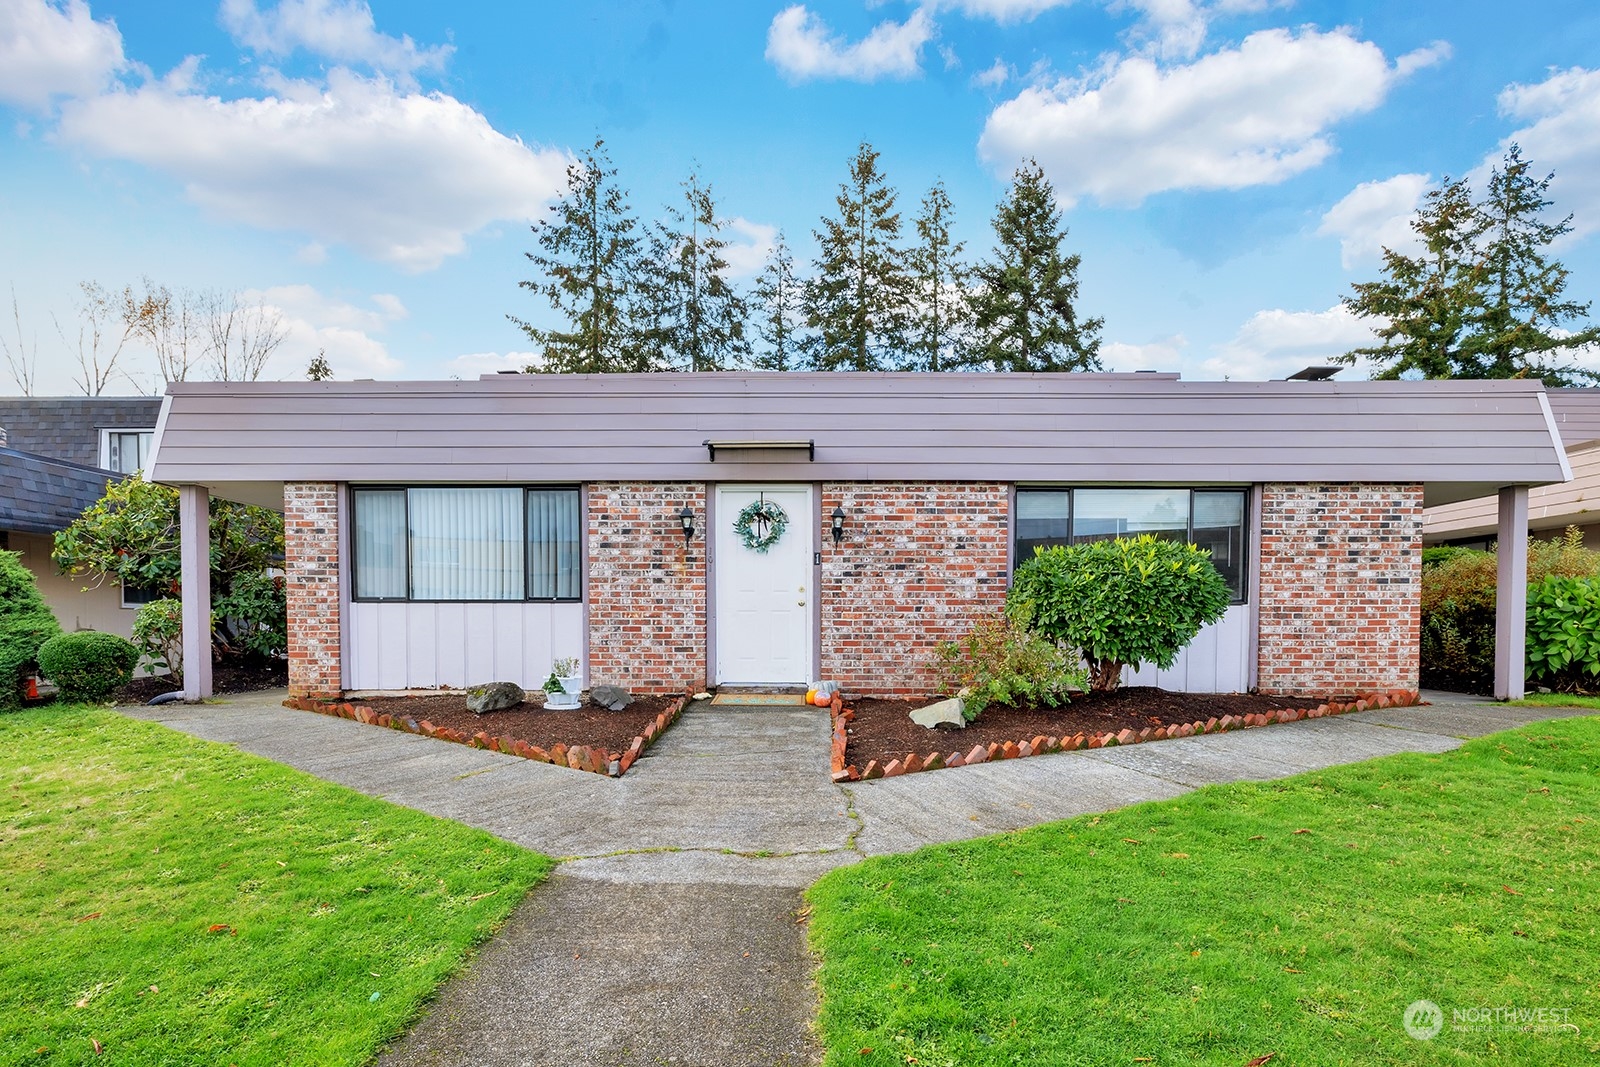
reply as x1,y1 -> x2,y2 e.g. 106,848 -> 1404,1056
352,486 -> 582,602
1014,487 -> 1249,603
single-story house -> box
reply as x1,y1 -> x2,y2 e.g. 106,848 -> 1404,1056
1425,388 -> 1600,548
143,373 -> 1570,704
0,396 -> 165,640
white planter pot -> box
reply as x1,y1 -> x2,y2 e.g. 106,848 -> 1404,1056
559,675 -> 583,697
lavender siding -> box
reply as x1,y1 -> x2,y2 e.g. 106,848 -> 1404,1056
346,601 -> 583,692
1123,605 -> 1251,691
145,375 -> 1570,510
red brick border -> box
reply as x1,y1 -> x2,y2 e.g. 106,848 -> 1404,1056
829,690 -> 1423,782
281,695 -> 689,777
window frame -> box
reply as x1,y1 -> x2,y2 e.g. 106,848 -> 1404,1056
349,484 -> 584,605
1012,486 -> 1252,605
99,428 -> 156,474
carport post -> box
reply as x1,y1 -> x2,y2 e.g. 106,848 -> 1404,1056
1494,485 -> 1529,701
180,484 -> 213,701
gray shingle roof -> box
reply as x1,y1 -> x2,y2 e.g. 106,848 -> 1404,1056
0,396 -> 163,467
0,447 -> 116,535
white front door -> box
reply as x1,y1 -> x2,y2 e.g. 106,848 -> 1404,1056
715,485 -> 813,685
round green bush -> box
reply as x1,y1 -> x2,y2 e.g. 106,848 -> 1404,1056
0,549 -> 62,710
1010,534 -> 1231,692
37,631 -> 140,704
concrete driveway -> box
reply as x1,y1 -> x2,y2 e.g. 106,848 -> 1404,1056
124,691 -> 1591,1066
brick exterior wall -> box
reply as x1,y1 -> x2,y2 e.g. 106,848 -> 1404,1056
1256,483 -> 1422,696
587,483 -> 708,694
820,483 -> 1010,697
285,482 -> 342,699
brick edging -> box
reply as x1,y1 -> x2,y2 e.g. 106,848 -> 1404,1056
829,690 -> 1422,782
281,695 -> 690,778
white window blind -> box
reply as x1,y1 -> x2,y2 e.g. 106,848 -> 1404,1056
527,489 -> 581,600
353,489 -> 407,599
409,488 -> 525,600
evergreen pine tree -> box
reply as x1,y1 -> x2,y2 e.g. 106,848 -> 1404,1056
805,142 -> 910,371
968,161 -> 1102,372
636,170 -> 750,372
1463,145 -> 1600,384
906,181 -> 972,372
1340,147 -> 1598,385
750,232 -> 804,371
510,138 -> 653,373
1338,177 -> 1484,380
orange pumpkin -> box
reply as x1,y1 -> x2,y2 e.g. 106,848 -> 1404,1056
813,690 -> 832,707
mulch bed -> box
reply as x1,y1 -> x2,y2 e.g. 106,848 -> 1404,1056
843,687 -> 1321,770
831,685 -> 1422,780
114,661 -> 288,705
282,692 -> 688,777
351,693 -> 682,756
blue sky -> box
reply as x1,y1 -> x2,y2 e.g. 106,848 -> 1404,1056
2,0 -> 1598,393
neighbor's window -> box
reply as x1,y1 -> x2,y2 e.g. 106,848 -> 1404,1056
352,487 -> 582,602
1014,487 -> 1249,603
103,430 -> 154,474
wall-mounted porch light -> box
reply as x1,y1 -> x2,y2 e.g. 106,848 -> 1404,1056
678,505 -> 696,542
831,504 -> 846,544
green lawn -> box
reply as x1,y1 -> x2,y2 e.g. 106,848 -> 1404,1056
1508,692 -> 1600,710
808,718 -> 1600,1066
1,704 -> 553,1065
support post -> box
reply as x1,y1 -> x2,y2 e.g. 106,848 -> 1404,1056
1494,485 -> 1529,701
180,484 -> 213,701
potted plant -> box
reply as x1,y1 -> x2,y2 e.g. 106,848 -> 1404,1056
553,656 -> 582,706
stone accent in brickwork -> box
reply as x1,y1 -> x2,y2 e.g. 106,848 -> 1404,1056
1256,482 -> 1422,695
285,482 -> 342,699
587,482 -> 707,693
820,483 -> 1009,697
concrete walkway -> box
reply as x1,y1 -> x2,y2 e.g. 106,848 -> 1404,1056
123,692 -> 1593,1066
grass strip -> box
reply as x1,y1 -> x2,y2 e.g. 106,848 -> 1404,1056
1,704 -> 553,1065
1508,692 -> 1600,710
808,717 -> 1600,1066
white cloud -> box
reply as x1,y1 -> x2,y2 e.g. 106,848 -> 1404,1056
0,0 -> 128,111
722,218 -> 778,279
934,0 -> 1073,22
247,284 -> 405,379
1491,66 -> 1600,240
219,0 -> 452,84
1201,304 -> 1379,380
57,67 -> 572,271
980,28 -> 1434,206
1394,39 -> 1451,78
972,58 -> 1012,89
1113,0 -> 1208,60
765,4 -> 935,82
1317,173 -> 1431,269
445,351 -> 537,379
1101,333 -> 1187,371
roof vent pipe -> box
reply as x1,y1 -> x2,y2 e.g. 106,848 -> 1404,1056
0,425 -> 8,448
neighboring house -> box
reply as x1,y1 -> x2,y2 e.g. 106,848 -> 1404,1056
144,374 -> 1569,703
0,396 -> 165,640
1424,388 -> 1600,548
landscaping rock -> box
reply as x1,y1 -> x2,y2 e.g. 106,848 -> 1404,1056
590,684 -> 632,711
910,697 -> 965,729
467,681 -> 525,714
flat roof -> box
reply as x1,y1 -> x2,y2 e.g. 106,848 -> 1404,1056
146,373 -> 1571,510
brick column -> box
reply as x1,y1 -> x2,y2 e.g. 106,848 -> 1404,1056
820,482 -> 1009,697
587,483 -> 707,694
285,482 -> 342,698
1256,483 -> 1421,696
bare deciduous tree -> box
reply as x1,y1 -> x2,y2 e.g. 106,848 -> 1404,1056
57,281 -> 132,396
122,277 -> 204,383
199,289 -> 288,381
1,285 -> 39,396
